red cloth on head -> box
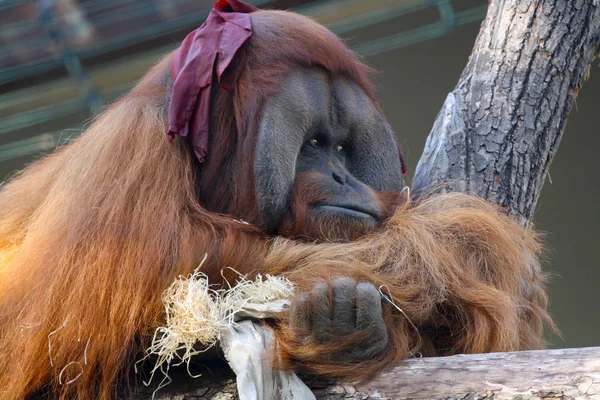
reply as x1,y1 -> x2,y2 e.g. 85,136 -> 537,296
167,0 -> 257,163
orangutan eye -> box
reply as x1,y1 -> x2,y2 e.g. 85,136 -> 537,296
309,138 -> 320,147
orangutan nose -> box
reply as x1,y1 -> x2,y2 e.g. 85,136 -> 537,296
332,170 -> 347,185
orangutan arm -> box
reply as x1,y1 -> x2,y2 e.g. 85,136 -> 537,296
263,193 -> 551,381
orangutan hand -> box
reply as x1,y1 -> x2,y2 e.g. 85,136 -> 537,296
290,277 -> 388,362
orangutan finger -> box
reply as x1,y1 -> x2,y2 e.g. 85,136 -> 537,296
310,282 -> 332,342
290,293 -> 311,336
332,277 -> 356,335
355,282 -> 384,330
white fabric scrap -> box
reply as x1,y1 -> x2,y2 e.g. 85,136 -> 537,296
221,320 -> 316,400
142,266 -> 315,400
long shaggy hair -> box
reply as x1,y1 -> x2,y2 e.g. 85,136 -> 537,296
0,10 -> 552,400
269,193 -> 552,380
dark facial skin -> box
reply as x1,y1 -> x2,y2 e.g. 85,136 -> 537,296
254,67 -> 404,233
294,133 -> 385,231
254,67 -> 404,364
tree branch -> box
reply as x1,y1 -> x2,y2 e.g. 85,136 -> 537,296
144,347 -> 600,399
412,0 -> 600,225
326,347 -> 600,399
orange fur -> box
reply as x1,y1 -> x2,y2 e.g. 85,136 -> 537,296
0,10 -> 552,400
269,193 -> 552,380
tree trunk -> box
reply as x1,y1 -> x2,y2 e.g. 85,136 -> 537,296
138,0 -> 600,398
412,0 -> 600,225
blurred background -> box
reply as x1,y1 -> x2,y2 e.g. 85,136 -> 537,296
0,0 -> 597,349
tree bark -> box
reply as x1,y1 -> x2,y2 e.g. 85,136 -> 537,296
146,347 -> 600,399
350,347 -> 600,400
412,0 -> 600,225
137,0 -> 600,398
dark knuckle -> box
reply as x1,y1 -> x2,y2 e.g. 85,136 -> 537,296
356,282 -> 378,296
312,282 -> 329,294
295,293 -> 309,305
332,276 -> 355,288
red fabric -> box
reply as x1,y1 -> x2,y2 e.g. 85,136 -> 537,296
167,0 -> 407,175
167,0 -> 257,162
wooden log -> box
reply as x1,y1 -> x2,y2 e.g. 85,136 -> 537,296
144,347 -> 600,399
350,347 -> 600,400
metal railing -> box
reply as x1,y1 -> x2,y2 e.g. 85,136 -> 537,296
0,0 -> 488,166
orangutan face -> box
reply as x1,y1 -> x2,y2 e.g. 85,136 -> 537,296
254,67 -> 404,239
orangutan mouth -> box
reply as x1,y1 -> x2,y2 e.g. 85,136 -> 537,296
317,203 -> 380,220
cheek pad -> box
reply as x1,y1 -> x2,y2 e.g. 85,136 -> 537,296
348,116 -> 404,193
254,103 -> 306,230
